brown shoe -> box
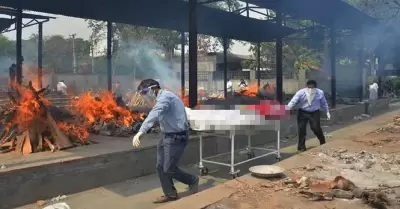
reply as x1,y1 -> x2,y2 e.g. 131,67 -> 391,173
153,195 -> 178,204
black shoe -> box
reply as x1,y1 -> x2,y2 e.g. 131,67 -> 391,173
153,195 -> 178,204
296,149 -> 306,154
188,177 -> 199,194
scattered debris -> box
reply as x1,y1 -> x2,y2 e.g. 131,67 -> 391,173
43,202 -> 71,209
353,114 -> 371,121
37,195 -> 68,208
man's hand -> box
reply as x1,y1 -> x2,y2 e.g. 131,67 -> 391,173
132,132 -> 143,147
326,112 -> 331,120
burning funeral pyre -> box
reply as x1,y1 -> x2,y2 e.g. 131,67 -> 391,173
0,83 -> 148,154
71,91 -> 147,137
0,82 -> 84,154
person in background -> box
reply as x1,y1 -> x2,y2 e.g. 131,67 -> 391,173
227,79 -> 233,95
56,80 -> 68,95
287,80 -> 330,153
113,81 -> 125,106
369,81 -> 379,100
258,83 -> 275,100
132,79 -> 199,203
238,78 -> 248,89
9,64 -> 16,88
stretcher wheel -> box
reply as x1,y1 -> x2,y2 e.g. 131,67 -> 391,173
230,173 -> 240,179
247,151 -> 255,159
200,167 -> 209,176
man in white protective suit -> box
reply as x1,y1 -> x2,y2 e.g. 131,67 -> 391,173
369,81 -> 379,100
56,80 -> 68,95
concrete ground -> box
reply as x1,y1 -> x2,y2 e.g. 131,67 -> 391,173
17,103 -> 400,209
157,104 -> 400,209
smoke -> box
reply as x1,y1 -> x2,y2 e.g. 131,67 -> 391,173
0,57 -> 13,75
116,41 -> 180,92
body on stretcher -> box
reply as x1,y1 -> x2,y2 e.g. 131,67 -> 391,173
185,102 -> 287,178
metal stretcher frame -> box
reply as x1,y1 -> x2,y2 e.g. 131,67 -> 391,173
197,120 -> 281,178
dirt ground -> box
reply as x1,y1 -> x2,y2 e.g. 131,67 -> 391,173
204,116 -> 400,209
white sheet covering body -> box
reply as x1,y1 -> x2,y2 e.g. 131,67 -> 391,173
185,109 -> 276,131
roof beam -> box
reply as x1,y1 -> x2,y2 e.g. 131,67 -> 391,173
198,0 -> 225,4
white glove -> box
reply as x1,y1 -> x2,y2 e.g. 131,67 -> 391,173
132,132 -> 143,147
326,112 -> 331,120
185,107 -> 192,118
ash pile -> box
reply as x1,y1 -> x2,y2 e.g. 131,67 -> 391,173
0,82 -> 89,154
72,91 -> 151,137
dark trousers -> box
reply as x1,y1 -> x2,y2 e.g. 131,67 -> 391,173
297,109 -> 326,151
156,131 -> 197,198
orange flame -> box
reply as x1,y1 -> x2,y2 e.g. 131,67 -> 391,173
10,82 -> 51,129
236,82 -> 259,97
57,122 -> 89,142
73,91 -> 142,127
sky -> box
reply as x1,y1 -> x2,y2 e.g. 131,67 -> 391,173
1,5 -> 266,56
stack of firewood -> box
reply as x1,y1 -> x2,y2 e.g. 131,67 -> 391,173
0,81 -> 88,154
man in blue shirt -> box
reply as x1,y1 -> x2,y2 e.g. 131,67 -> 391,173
132,79 -> 199,203
287,80 -> 330,153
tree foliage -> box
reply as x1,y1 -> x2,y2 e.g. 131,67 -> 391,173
0,34 -> 91,73
86,0 -> 240,57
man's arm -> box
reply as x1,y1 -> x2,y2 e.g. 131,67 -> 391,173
138,95 -> 170,133
287,90 -> 301,109
320,92 -> 329,112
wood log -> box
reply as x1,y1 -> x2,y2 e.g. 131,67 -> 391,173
1,126 -> 18,145
22,131 -> 33,155
37,85 -> 50,95
1,109 -> 16,124
7,92 -> 18,105
15,131 -> 27,153
26,81 -> 73,149
46,113 -> 73,149
36,133 -> 43,152
44,137 -> 55,152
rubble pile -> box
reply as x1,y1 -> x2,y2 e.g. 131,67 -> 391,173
206,174 -> 395,209
287,175 -> 393,208
304,149 -> 400,207
0,82 -> 88,154
369,115 -> 400,134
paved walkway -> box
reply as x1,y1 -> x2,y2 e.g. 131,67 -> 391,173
18,103 -> 400,209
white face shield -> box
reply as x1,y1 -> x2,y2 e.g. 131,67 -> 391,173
139,85 -> 158,107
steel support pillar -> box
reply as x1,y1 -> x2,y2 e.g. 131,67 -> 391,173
256,43 -> 261,87
107,21 -> 113,91
181,31 -> 185,98
223,38 -> 228,98
330,27 -> 337,108
377,57 -> 383,98
275,10 -> 283,103
38,22 -> 43,89
16,8 -> 23,84
246,2 -> 249,17
188,0 -> 198,108
357,31 -> 364,102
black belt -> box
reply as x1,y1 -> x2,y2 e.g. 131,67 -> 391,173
164,131 -> 188,137
299,109 -> 320,113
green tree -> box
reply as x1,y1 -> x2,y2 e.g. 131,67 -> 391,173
23,35 -> 91,72
86,0 -> 240,56
0,34 -> 15,57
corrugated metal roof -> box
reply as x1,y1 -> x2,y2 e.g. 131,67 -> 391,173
0,0 -> 295,42
246,0 -> 377,29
